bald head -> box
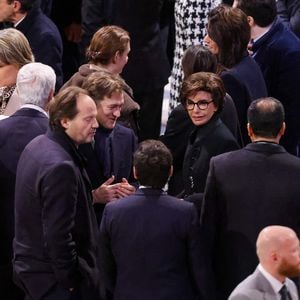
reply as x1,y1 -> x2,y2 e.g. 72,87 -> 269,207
256,226 -> 300,281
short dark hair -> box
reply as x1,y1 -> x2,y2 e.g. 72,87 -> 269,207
7,0 -> 38,13
180,72 -> 225,113
247,97 -> 285,138
182,45 -> 218,78
133,140 -> 173,189
49,86 -> 88,131
207,5 -> 250,68
82,71 -> 126,103
234,0 -> 277,27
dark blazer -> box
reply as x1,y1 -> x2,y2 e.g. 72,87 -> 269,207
277,0 -> 300,37
99,188 -> 216,300
251,18 -> 300,155
0,108 -> 48,296
201,142 -> 300,299
161,94 -> 240,196
13,130 -> 99,300
80,124 -> 137,223
229,267 -> 299,300
182,116 -> 239,198
16,6 -> 63,90
221,55 -> 267,145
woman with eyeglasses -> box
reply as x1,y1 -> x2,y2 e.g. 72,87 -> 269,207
180,72 -> 239,204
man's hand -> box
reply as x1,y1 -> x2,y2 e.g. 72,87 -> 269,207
116,178 -> 136,198
92,176 -> 121,204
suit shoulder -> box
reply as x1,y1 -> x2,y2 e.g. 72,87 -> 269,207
115,123 -> 135,135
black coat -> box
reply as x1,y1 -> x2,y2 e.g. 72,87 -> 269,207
161,94 -> 240,196
16,7 -> 63,90
0,108 -> 48,296
13,131 -> 99,299
201,142 -> 300,299
99,188 -> 216,300
220,55 -> 267,145
182,116 -> 239,197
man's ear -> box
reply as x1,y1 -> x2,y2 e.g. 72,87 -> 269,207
279,122 -> 286,137
247,123 -> 253,138
60,118 -> 70,130
169,165 -> 173,178
133,166 -> 138,180
247,16 -> 255,27
13,0 -> 22,12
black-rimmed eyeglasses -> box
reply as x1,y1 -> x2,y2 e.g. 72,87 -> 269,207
186,99 -> 214,111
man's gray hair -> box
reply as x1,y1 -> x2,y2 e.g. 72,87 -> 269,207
16,62 -> 56,108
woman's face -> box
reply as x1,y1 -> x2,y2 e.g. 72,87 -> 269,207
0,62 -> 19,86
114,42 -> 130,74
203,34 -> 219,55
186,91 -> 218,126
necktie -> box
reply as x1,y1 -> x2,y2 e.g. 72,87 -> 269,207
279,284 -> 291,300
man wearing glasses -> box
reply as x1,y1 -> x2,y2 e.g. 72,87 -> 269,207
180,72 -> 239,203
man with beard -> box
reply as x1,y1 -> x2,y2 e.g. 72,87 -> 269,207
229,226 -> 300,300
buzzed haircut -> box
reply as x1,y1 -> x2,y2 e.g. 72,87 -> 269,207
133,140 -> 173,189
247,97 -> 285,138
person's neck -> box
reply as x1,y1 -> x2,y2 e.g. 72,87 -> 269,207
251,136 -> 280,144
251,24 -> 271,41
262,264 -> 286,283
12,12 -> 26,26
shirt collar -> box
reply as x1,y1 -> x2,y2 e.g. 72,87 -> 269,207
253,22 -> 273,43
20,104 -> 48,117
14,15 -> 26,27
258,264 -> 285,295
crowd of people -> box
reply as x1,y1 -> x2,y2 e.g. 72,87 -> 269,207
1,0 -> 300,299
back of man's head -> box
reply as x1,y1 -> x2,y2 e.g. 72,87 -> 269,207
82,71 -> 126,103
233,0 -> 277,27
133,140 -> 173,189
17,62 -> 56,108
247,97 -> 285,139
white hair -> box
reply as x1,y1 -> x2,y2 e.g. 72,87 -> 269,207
16,62 -> 56,108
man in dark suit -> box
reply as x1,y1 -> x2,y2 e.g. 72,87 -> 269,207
13,86 -> 100,299
233,0 -> 300,156
201,97 -> 300,299
0,62 -> 55,299
80,72 -> 137,224
229,226 -> 300,300
99,139 -> 215,300
0,0 -> 63,90
81,0 -> 171,140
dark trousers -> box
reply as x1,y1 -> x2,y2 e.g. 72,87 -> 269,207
134,87 -> 164,141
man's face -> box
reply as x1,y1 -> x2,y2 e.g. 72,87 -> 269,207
96,91 -> 124,129
63,94 -> 99,145
0,0 -> 16,23
278,236 -> 300,278
186,90 -> 218,126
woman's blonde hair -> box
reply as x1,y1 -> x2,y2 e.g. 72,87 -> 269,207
0,28 -> 34,68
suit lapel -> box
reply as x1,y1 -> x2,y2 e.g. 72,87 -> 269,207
253,269 -> 278,300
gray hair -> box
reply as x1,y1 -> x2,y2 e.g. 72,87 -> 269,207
16,62 -> 56,107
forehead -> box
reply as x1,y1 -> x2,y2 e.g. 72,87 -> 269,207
76,94 -> 97,114
100,91 -> 124,105
189,90 -> 212,100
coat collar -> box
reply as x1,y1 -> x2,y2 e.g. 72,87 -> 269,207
135,188 -> 166,197
252,17 -> 283,53
244,142 -> 286,154
11,107 -> 48,119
